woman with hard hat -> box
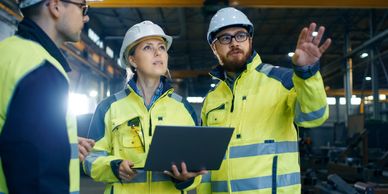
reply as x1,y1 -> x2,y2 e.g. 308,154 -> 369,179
83,21 -> 206,194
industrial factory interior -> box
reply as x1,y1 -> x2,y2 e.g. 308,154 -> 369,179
0,0 -> 388,193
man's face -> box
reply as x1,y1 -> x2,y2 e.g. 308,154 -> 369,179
211,27 -> 252,72
58,0 -> 89,42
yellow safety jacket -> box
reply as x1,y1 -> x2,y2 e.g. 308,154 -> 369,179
198,52 -> 328,194
84,80 -> 202,194
0,36 -> 79,193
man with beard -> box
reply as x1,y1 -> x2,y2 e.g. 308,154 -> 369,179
198,7 -> 331,194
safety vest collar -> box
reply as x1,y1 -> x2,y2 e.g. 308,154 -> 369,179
16,18 -> 71,72
127,74 -> 173,94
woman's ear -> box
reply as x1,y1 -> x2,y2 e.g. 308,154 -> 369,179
128,56 -> 137,69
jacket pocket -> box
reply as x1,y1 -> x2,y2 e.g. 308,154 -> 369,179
206,103 -> 226,126
114,117 -> 146,166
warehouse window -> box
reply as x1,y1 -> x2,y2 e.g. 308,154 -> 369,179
106,46 -> 114,58
88,28 -> 104,49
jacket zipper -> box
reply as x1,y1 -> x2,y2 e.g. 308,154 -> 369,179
147,89 -> 173,137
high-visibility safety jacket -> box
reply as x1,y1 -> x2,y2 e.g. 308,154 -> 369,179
0,35 -> 79,193
198,51 -> 328,194
84,78 -> 202,194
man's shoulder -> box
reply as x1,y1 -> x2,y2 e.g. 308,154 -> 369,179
255,63 -> 294,90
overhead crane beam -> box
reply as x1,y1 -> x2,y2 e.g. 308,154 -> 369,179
88,0 -> 388,8
326,89 -> 388,96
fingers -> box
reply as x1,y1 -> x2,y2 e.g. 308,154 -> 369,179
306,22 -> 316,43
181,162 -> 188,175
119,160 -> 137,181
171,164 -> 181,177
313,26 -> 325,45
198,169 -> 209,175
120,161 -> 136,175
296,27 -> 308,48
79,154 -> 85,162
78,145 -> 88,162
163,170 -> 174,177
78,137 -> 95,153
319,38 -> 332,54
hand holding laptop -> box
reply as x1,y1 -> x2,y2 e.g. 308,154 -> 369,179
163,162 -> 208,181
119,160 -> 138,182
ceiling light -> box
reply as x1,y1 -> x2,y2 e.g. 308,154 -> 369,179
89,90 -> 98,97
288,52 -> 294,57
360,53 -> 368,58
365,77 -> 371,81
186,97 -> 204,103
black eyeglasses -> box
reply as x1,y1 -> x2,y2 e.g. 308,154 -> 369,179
60,0 -> 89,16
214,32 -> 250,45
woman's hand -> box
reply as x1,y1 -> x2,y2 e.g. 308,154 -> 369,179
164,162 -> 208,181
119,160 -> 138,181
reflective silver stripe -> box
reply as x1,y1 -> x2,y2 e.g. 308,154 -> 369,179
170,93 -> 183,102
295,101 -> 327,123
229,141 -> 298,158
152,172 -> 171,182
259,63 -> 273,75
84,151 -> 108,176
123,170 -> 170,183
128,170 -> 147,183
201,172 -> 211,183
212,172 -> 300,192
71,143 -> 78,159
114,90 -> 127,101
70,191 -> 79,194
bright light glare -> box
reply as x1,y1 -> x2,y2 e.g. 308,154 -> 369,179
365,77 -> 372,81
288,52 -> 294,57
89,90 -> 98,97
69,93 -> 90,115
360,53 -> 368,58
210,83 -> 216,88
187,97 -> 204,103
312,31 -> 318,37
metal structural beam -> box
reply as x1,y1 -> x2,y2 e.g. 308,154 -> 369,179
326,89 -> 388,96
344,23 -> 353,125
88,0 -> 388,8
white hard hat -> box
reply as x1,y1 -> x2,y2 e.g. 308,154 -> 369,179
19,0 -> 44,8
119,20 -> 172,69
207,7 -> 253,44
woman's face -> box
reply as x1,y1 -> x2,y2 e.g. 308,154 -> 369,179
128,37 -> 168,79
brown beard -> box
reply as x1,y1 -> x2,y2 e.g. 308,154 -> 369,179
219,45 -> 252,72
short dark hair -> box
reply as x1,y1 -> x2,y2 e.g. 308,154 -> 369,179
20,1 -> 45,18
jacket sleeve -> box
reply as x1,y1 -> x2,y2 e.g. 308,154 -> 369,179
83,100 -> 123,183
0,64 -> 71,194
196,172 -> 212,194
289,62 -> 329,127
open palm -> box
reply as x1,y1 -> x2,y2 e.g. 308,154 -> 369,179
292,23 -> 332,66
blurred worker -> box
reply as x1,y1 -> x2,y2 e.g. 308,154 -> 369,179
84,20 -> 206,194
198,7 -> 331,194
0,0 -> 92,193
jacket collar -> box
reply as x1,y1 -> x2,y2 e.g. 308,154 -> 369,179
127,74 -> 173,95
16,18 -> 71,72
209,50 -> 261,80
